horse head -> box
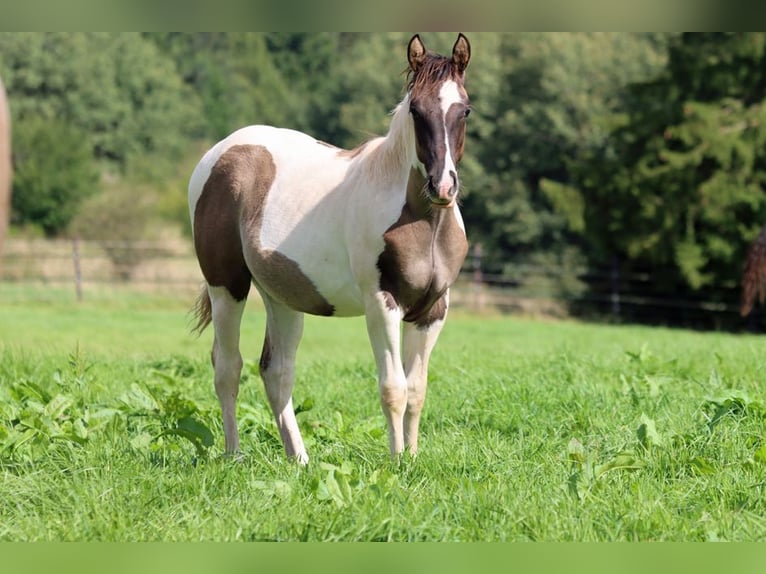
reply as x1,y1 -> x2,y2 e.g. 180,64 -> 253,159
406,34 -> 471,208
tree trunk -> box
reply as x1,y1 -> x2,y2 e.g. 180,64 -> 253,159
0,77 -> 11,260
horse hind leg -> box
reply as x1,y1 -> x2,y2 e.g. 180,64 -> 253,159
258,295 -> 309,465
208,285 -> 247,455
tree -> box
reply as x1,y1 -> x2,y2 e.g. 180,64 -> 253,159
148,33 -> 298,140
0,33 -> 205,235
461,33 -> 667,299
577,33 -> 766,318
0,33 -> 202,172
314,32 -> 413,149
264,33 -> 345,142
10,116 -> 98,236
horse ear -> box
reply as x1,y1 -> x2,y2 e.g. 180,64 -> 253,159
452,33 -> 471,73
408,34 -> 427,73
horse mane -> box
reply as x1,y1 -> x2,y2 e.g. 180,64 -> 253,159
351,97 -> 414,185
408,53 -> 463,96
349,53 -> 463,185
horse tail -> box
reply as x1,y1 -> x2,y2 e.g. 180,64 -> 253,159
741,225 -> 766,317
191,284 -> 213,334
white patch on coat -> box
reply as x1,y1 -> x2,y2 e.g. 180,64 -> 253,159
189,113 -> 415,317
453,203 -> 466,234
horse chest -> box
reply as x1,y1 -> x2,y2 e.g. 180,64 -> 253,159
377,207 -> 468,321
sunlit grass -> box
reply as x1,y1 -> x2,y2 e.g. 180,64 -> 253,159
1,292 -> 766,540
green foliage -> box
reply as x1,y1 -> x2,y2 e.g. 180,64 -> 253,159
2,298 -> 766,540
1,345 -> 95,462
148,33 -> 297,140
576,33 -> 766,311
0,33 -> 202,171
462,33 -> 667,301
5,32 -> 766,327
119,367 -> 216,461
264,33 -> 345,142
0,32 -> 204,238
0,344 -> 216,465
10,116 -> 98,236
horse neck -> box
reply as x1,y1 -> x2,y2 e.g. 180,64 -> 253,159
361,94 -> 417,187
382,94 -> 443,218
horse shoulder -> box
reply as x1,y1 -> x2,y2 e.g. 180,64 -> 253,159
434,207 -> 469,285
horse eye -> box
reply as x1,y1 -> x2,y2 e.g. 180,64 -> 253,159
410,107 -> 421,120
464,107 -> 472,118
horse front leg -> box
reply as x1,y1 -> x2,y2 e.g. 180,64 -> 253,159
364,291 -> 408,456
401,303 -> 447,455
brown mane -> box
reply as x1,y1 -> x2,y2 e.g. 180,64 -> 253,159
408,53 -> 463,96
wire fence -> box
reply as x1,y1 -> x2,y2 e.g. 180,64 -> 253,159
0,238 -> 753,329
1,237 -> 202,299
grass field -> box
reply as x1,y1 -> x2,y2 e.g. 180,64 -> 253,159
2,287 -> 766,541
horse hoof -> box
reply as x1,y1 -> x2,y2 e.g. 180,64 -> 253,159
222,451 -> 245,463
292,452 -> 309,466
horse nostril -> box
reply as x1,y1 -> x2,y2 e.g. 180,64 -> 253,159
427,177 -> 440,196
450,171 -> 458,194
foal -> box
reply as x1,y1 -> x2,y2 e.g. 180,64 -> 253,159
189,34 -> 472,463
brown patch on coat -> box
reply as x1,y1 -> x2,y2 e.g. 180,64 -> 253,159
410,97 -> 469,192
193,146 -> 254,302
193,144 -> 334,316
445,101 -> 468,164
382,290 -> 398,311
259,330 -> 272,372
377,167 -> 468,328
413,295 -> 448,329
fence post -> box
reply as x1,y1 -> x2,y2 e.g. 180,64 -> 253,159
72,237 -> 83,302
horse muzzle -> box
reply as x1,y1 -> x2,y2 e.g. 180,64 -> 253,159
427,173 -> 458,207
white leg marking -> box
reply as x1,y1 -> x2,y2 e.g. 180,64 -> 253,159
364,292 -> 408,456
402,316 -> 445,454
209,286 -> 247,455
260,295 -> 309,465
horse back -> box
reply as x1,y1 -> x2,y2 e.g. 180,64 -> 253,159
189,126 -> 373,315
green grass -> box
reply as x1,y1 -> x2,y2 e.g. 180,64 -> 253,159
2,288 -> 766,541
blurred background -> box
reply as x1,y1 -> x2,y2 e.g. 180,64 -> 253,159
2,32 -> 766,331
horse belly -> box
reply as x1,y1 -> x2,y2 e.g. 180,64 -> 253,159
260,237 -> 365,317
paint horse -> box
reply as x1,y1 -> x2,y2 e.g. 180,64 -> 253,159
189,34 -> 472,463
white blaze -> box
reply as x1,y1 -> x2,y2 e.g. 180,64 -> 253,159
438,80 -> 462,194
